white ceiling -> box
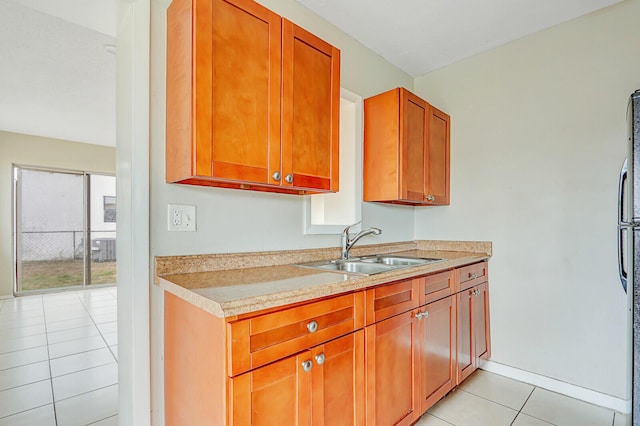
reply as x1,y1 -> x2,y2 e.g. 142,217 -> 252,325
0,0 -> 116,147
296,0 -> 623,76
0,0 -> 623,148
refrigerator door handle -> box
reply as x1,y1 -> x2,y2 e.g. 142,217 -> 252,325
618,159 -> 628,293
619,158 -> 628,225
618,225 -> 628,293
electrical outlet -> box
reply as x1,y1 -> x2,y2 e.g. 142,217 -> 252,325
168,204 -> 196,232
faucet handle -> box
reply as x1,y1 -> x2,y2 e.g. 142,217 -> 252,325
342,221 -> 362,236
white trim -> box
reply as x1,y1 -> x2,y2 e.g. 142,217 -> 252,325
480,360 -> 631,414
304,88 -> 363,235
116,0 -> 151,425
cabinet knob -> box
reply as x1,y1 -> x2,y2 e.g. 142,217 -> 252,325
425,195 -> 435,202
301,360 -> 313,372
422,310 -> 429,319
314,353 -> 325,365
468,272 -> 479,279
285,174 -> 293,184
472,289 -> 480,297
307,320 -> 318,333
272,171 -> 281,181
415,311 -> 426,320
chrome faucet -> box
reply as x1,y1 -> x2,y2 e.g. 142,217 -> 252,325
341,222 -> 382,260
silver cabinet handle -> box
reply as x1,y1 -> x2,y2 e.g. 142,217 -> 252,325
314,353 -> 325,365
468,272 -> 479,280
307,320 -> 318,333
415,311 -> 429,320
301,360 -> 313,372
285,174 -> 293,183
472,289 -> 480,297
425,195 -> 435,202
272,171 -> 281,181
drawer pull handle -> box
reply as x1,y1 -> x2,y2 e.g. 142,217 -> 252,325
301,360 -> 313,372
468,272 -> 479,279
472,289 -> 480,297
272,171 -> 281,181
314,353 -> 325,365
307,320 -> 318,333
285,174 -> 294,184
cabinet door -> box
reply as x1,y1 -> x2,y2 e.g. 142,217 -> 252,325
366,310 -> 419,426
456,288 -> 474,384
282,19 -> 340,192
418,296 -> 455,412
311,331 -> 365,426
210,0 -> 282,184
425,106 -> 450,205
457,282 -> 491,385
229,351 -> 312,426
473,282 -> 491,362
400,89 -> 429,202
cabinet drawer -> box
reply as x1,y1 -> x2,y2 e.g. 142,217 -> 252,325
420,270 -> 454,305
365,278 -> 420,325
456,262 -> 488,292
227,292 -> 364,376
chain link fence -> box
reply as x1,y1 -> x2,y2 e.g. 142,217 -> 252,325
20,231 -> 116,262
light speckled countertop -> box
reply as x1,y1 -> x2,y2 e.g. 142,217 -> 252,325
155,240 -> 491,318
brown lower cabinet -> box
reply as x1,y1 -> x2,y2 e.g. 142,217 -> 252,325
365,280 -> 456,426
366,309 -> 420,426
229,331 -> 365,425
164,261 -> 489,426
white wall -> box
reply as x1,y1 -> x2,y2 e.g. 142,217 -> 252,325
414,0 -> 639,400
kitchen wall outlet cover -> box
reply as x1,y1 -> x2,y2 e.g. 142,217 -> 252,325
168,204 -> 196,232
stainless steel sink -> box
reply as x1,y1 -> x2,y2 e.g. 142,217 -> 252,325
293,255 -> 444,276
359,255 -> 442,266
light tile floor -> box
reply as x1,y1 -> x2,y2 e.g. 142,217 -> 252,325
0,287 -> 118,426
417,370 -> 631,426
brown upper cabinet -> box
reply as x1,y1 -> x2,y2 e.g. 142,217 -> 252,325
363,87 -> 450,205
166,0 -> 340,195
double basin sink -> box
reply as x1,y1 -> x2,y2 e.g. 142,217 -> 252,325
294,255 -> 444,276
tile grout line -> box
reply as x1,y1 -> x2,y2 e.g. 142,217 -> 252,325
0,402 -> 52,421
52,382 -> 119,405
508,386 -> 534,426
75,290 -> 118,363
41,294 -> 59,426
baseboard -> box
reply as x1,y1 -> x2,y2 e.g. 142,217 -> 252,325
480,360 -> 631,414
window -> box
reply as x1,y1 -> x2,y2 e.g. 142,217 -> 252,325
304,88 -> 362,234
104,195 -> 116,222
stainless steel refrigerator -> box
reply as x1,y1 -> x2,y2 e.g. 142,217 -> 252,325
619,89 -> 640,425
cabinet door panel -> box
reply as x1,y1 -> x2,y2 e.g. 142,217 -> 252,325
366,311 -> 419,426
426,106 -> 450,204
365,278 -> 420,325
419,296 -> 455,412
311,331 -> 365,426
211,0 -> 281,184
421,270 -> 454,305
457,289 -> 474,384
473,282 -> 491,361
401,91 -> 428,202
230,352 -> 312,426
282,20 -> 340,191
